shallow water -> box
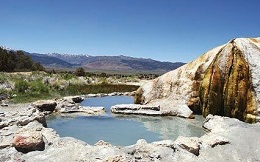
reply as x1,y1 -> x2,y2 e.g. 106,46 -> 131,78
47,96 -> 205,146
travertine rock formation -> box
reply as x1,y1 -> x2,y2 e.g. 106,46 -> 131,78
135,38 -> 260,122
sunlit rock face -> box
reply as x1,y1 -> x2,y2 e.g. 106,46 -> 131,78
135,38 -> 260,122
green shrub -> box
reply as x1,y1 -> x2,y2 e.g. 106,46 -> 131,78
15,80 -> 29,93
30,80 -> 49,93
59,83 -> 139,96
62,73 -> 76,80
0,73 -> 7,84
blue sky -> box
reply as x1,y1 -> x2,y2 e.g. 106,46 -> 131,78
0,0 -> 259,62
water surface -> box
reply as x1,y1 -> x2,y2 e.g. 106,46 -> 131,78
47,96 -> 205,146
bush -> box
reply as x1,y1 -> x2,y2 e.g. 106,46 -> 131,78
62,73 -> 76,80
15,80 -> 29,93
0,73 -> 7,84
75,67 -> 85,76
30,80 -> 49,94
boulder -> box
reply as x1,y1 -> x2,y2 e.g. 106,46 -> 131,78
135,37 -> 260,122
63,96 -> 84,103
60,106 -> 105,115
32,100 -> 57,112
111,103 -> 193,118
12,128 -> 45,153
111,104 -> 162,116
55,98 -> 78,112
55,96 -> 105,115
161,104 -> 194,118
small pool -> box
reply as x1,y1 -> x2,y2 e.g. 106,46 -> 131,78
47,96 -> 205,146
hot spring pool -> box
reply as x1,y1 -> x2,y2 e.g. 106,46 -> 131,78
46,96 -> 205,146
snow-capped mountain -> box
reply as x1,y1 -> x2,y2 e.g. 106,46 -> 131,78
0,46 -> 185,71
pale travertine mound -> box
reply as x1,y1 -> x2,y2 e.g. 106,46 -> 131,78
135,37 -> 260,122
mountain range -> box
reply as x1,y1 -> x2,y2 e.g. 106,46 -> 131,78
0,46 -> 185,72
1,46 -> 185,72
45,53 -> 185,72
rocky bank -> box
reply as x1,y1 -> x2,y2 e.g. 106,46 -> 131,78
135,37 -> 260,122
1,104 -> 260,162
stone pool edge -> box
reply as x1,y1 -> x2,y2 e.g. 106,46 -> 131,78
1,95 -> 260,161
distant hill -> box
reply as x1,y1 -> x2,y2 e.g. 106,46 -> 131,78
46,53 -> 185,72
0,46 -> 185,72
28,53 -> 73,68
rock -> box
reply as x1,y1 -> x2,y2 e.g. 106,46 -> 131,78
111,103 -> 193,118
135,37 -> 260,122
55,97 -> 80,113
32,100 -> 57,112
0,112 -> 5,117
104,154 -> 126,162
174,136 -> 201,156
1,103 -> 8,107
128,91 -> 136,96
111,104 -> 162,116
122,139 -> 175,161
95,140 -> 112,147
152,140 -> 175,149
161,104 -> 194,118
108,92 -> 117,96
0,107 -> 47,128
202,114 -> 235,133
12,128 -> 45,153
85,94 -> 99,98
16,113 -> 47,127
200,133 -> 229,148
63,96 -> 84,103
57,98 -> 105,116
86,93 -> 104,98
0,125 -> 18,149
60,106 -> 105,116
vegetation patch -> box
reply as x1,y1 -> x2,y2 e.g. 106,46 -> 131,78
0,71 -> 140,103
59,84 -> 139,96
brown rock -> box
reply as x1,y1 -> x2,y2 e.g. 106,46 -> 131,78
12,128 -> 45,153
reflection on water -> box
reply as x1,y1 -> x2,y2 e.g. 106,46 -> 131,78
47,115 -> 161,146
114,115 -> 205,141
47,96 -> 205,146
